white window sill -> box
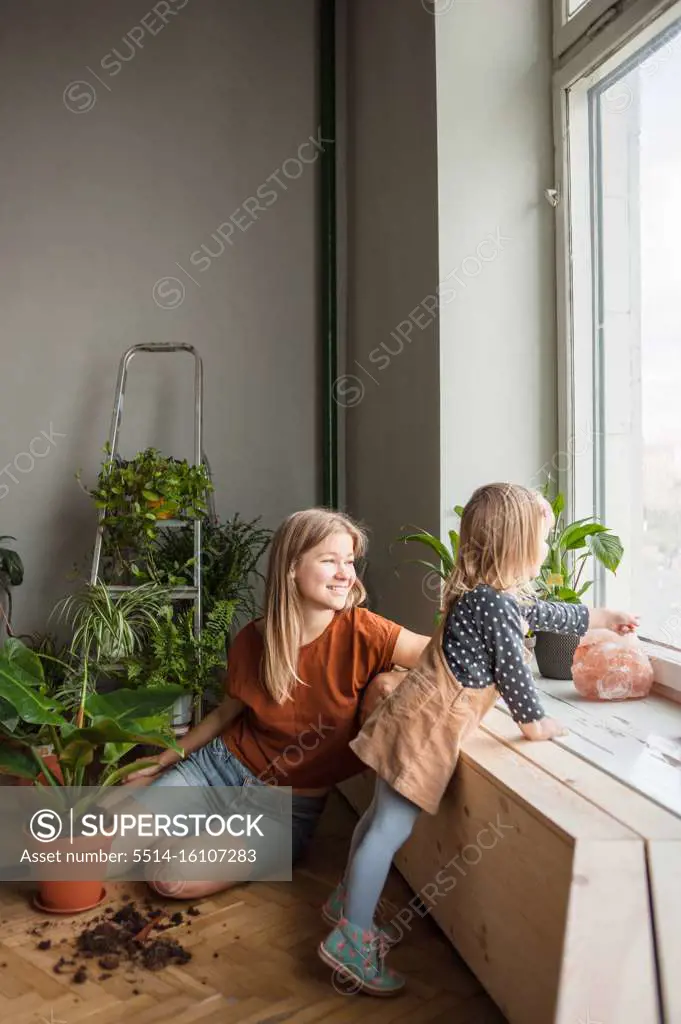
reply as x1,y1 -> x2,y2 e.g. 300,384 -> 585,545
496,669 -> 681,819
642,640 -> 681,703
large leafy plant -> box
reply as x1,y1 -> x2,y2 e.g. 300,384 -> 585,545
396,493 -> 624,609
0,637 -> 184,787
536,491 -> 623,603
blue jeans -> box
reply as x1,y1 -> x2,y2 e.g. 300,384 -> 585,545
147,736 -> 327,864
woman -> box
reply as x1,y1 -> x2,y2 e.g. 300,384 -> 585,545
125,508 -> 430,900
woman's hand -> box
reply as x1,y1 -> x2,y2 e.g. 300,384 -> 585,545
123,749 -> 182,786
589,608 -> 639,634
519,717 -> 568,741
360,670 -> 403,725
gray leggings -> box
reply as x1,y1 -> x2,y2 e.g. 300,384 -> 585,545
343,777 -> 421,932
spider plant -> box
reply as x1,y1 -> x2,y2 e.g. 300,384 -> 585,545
51,581 -> 171,726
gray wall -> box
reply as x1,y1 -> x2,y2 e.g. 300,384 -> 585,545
436,0 -> 558,534
0,0 -> 319,632
344,0 -> 441,636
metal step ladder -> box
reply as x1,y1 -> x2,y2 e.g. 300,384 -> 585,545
89,343 -> 213,729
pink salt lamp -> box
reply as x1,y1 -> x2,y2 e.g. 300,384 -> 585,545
571,629 -> 653,700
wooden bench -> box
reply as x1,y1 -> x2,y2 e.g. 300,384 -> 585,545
339,706 -> 681,1024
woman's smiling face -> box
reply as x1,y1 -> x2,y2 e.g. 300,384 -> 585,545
293,531 -> 357,610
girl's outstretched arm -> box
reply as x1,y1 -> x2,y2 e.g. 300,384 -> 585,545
474,590 -> 568,741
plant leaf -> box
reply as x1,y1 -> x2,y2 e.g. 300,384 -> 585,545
587,531 -> 623,573
0,744 -> 38,779
559,522 -> 609,551
59,740 -> 95,772
401,558 -> 449,582
0,642 -> 66,725
396,531 -> 454,572
84,686 -> 188,722
0,547 -> 24,587
64,717 -> 183,753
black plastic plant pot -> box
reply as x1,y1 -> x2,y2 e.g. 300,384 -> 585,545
534,631 -> 581,680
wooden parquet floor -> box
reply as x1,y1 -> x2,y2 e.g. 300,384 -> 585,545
0,791 -> 506,1024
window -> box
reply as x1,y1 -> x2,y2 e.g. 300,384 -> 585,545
553,0 -> 621,57
556,1 -> 681,670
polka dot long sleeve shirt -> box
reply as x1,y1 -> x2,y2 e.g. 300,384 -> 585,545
441,584 -> 589,725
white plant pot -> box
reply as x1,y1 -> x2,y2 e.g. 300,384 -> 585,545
172,694 -> 193,728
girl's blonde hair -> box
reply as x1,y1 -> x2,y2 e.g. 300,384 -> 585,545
442,483 -> 544,612
261,508 -> 368,703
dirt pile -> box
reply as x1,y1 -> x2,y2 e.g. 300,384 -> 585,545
31,894 -> 200,985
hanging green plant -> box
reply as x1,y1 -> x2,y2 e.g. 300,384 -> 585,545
77,445 -> 213,579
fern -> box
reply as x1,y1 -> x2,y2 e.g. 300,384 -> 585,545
124,599 -> 237,697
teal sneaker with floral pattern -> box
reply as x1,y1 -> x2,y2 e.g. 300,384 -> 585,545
318,918 -> 405,997
322,882 -> 403,946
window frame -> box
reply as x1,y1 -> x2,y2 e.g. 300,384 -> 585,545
553,0 -> 681,695
553,0 -> 622,58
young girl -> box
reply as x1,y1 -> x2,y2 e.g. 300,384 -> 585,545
318,483 -> 638,996
124,507 -> 430,899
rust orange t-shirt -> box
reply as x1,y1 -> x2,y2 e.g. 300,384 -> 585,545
221,607 -> 401,789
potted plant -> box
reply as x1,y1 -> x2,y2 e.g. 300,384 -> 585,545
121,599 -> 237,731
78,446 -> 213,582
532,491 -> 623,679
394,509 -> 463,623
0,636 -> 185,912
150,514 -> 271,622
0,536 -> 24,638
51,581 -> 173,714
395,513 -> 544,658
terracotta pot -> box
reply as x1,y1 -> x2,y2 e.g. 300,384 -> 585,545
38,876 -> 106,914
23,820 -> 110,913
147,498 -> 178,519
16,752 -> 63,787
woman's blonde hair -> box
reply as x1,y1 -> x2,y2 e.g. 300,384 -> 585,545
261,508 -> 368,703
442,483 -> 544,612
